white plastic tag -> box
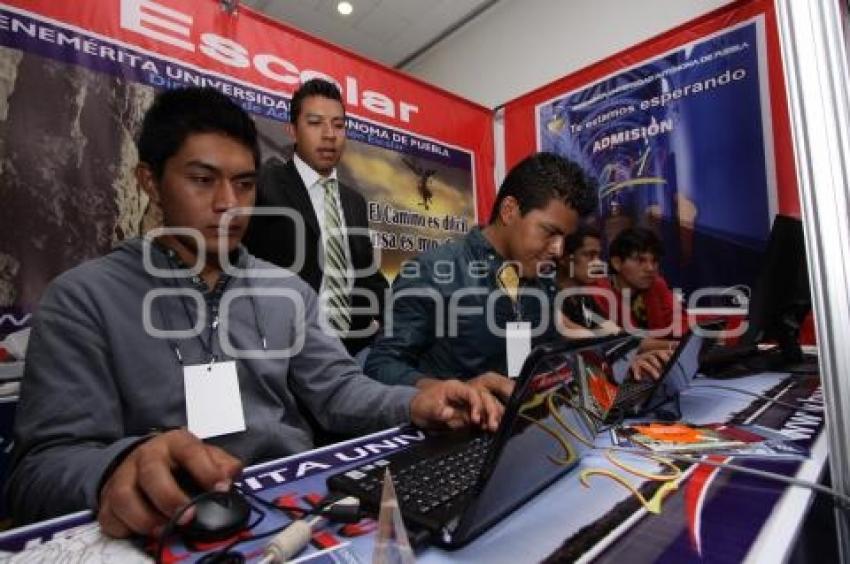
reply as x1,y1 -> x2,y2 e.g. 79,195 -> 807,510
183,361 -> 246,439
506,321 -> 532,378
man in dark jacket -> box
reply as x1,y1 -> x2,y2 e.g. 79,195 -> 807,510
365,152 -> 598,399
244,79 -> 386,355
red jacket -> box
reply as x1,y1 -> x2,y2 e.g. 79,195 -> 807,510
592,276 -> 687,337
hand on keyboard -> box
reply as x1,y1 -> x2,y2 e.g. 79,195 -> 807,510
467,372 -> 514,403
410,380 -> 502,432
629,349 -> 673,381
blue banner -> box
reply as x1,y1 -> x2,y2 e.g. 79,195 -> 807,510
537,20 -> 774,294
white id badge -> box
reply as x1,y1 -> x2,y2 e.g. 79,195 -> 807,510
506,322 -> 532,378
183,361 -> 246,439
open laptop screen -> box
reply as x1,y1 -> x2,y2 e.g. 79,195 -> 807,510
445,335 -> 633,546
651,322 -> 720,402
582,322 -> 722,427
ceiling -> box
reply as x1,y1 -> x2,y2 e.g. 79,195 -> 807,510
241,0 -> 497,69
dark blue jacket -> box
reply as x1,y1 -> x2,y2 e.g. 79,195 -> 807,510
365,228 -> 560,385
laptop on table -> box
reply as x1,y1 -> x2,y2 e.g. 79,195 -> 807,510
580,321 -> 723,426
326,334 -> 634,549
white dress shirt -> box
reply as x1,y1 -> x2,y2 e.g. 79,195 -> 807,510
292,153 -> 352,326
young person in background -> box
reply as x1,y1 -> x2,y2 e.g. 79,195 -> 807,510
556,223 -> 620,337
594,227 -> 685,350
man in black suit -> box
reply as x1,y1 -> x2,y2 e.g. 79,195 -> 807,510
244,79 -> 387,356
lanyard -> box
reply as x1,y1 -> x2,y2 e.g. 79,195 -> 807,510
176,289 -> 219,364
156,268 -> 268,366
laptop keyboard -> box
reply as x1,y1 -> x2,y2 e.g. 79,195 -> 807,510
329,435 -> 493,516
616,378 -> 656,404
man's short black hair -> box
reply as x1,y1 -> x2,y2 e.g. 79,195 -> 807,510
564,223 -> 602,256
137,87 -> 260,180
290,78 -> 344,123
608,227 -> 664,262
489,152 -> 597,224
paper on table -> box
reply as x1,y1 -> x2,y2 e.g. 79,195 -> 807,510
0,522 -> 150,564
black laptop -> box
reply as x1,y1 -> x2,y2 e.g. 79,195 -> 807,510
326,334 -> 634,549
580,321 -> 724,426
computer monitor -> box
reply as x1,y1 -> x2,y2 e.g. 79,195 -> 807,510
745,214 -> 812,363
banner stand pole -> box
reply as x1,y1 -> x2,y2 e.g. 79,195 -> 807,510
774,0 -> 850,561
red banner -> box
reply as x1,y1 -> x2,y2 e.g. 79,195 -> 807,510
0,0 -> 496,329
2,0 -> 495,220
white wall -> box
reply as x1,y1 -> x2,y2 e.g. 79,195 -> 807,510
404,0 -> 735,108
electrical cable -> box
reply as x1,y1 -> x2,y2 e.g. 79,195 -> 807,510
601,444 -> 850,510
247,493 -> 361,564
230,489 -> 359,562
155,490 -> 262,564
154,486 -> 324,564
193,495 -> 312,564
689,382 -> 824,414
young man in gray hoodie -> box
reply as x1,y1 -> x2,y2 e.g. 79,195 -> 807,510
7,87 -> 500,538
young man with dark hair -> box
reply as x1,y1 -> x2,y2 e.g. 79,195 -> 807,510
364,152 -> 597,399
489,152 -> 596,217
244,78 -> 386,356
7,87 -> 498,536
594,226 -> 683,338
556,223 -> 619,336
562,224 -> 603,286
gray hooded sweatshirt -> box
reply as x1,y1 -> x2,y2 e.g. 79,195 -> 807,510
7,239 -> 416,523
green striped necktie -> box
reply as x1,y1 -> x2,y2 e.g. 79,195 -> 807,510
322,177 -> 352,332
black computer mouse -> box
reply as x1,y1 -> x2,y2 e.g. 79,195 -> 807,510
178,489 -> 251,544
173,471 -> 252,544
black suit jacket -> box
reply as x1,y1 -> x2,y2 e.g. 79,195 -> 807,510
244,157 -> 387,355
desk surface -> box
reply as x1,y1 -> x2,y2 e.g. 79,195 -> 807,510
0,372 -> 826,563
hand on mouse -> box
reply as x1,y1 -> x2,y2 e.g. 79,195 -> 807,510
97,429 -> 242,538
